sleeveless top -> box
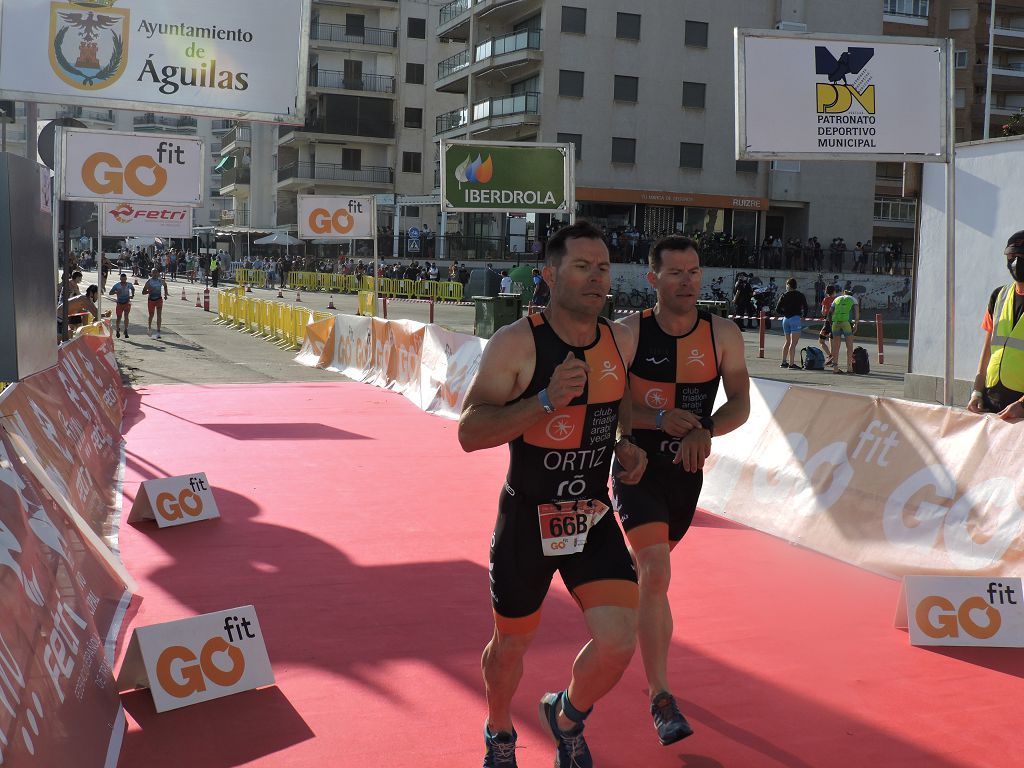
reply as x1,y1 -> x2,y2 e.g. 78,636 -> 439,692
506,314 -> 626,504
628,309 -> 721,461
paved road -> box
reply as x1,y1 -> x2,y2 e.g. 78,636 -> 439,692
86,271 -> 912,399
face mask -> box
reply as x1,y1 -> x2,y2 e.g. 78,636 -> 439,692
1009,257 -> 1024,282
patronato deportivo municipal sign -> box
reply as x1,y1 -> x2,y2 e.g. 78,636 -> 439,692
441,140 -> 573,214
736,30 -> 947,162
0,0 -> 311,123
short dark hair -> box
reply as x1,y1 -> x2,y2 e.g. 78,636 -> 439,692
649,235 -> 698,272
825,284 -> 836,295
86,284 -> 98,297
72,271 -> 83,280
786,278 -> 797,290
545,220 -> 605,266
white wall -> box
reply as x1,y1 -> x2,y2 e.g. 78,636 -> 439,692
916,135 -> 1024,380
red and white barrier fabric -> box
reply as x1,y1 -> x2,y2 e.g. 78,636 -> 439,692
0,333 -> 134,768
300,314 -> 1024,580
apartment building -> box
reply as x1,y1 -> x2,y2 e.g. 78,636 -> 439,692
217,0 -> 463,233
431,0 -> 881,251
875,1 -> 1024,254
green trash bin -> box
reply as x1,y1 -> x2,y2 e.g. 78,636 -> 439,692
474,294 -> 522,339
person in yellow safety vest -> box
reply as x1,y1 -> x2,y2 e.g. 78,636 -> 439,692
968,230 -> 1024,421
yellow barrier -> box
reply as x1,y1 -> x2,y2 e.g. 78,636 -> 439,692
235,269 -> 268,287
435,281 -> 464,302
357,290 -> 376,317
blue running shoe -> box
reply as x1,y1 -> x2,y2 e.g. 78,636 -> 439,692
538,691 -> 593,768
483,723 -> 518,767
651,691 -> 694,745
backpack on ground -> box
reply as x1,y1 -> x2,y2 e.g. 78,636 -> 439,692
852,346 -> 870,374
800,347 -> 825,370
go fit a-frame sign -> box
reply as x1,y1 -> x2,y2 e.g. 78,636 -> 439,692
440,140 -> 574,214
736,29 -> 948,162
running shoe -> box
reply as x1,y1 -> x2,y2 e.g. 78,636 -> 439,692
482,723 -> 517,768
155,332 -> 161,339
539,692 -> 592,768
116,330 -> 120,338
650,692 -> 694,746
124,332 -> 129,338
780,362 -> 789,368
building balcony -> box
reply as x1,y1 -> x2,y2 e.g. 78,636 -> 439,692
57,106 -> 115,124
276,161 -> 394,190
313,0 -> 398,8
310,21 -> 397,48
133,113 -> 197,132
882,0 -> 929,25
468,91 -> 540,138
308,67 -> 396,95
473,29 -> 542,83
211,119 -> 233,134
436,48 -> 471,92
220,167 -> 250,192
278,116 -> 395,144
219,125 -> 252,154
436,106 -> 469,136
437,0 -> 472,41
973,63 -> 1024,90
221,208 -> 250,226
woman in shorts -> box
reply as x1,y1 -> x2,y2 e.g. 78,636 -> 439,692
775,278 -> 809,368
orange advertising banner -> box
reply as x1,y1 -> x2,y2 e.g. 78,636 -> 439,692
370,318 -> 425,400
0,336 -> 124,549
0,430 -> 132,768
702,381 -> 1024,577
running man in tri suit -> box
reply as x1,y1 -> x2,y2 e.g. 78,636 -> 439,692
460,221 -> 648,768
614,235 -> 750,745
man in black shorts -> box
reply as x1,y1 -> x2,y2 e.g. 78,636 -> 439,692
614,235 -> 750,745
460,221 -> 648,768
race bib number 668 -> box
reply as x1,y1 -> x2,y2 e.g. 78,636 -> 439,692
538,499 -> 609,556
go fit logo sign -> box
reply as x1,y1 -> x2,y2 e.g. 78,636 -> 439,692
128,473 -> 220,528
82,141 -> 187,197
155,615 -> 255,698
906,577 -> 1024,648
298,195 -> 373,239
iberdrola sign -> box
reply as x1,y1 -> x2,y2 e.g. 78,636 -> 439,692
441,140 -> 573,213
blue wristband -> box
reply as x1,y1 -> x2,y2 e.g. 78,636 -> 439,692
656,409 -> 666,430
538,388 -> 555,413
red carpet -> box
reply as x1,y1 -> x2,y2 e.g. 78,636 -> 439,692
116,382 -> 1023,768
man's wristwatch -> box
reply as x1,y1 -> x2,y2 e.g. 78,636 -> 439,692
699,416 -> 715,437
538,388 -> 555,413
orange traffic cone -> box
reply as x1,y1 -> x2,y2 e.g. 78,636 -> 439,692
328,295 -> 335,309
295,288 -> 302,302
181,287 -> 187,301
195,293 -> 201,308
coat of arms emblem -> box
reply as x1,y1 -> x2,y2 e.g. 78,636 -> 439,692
49,0 -> 129,90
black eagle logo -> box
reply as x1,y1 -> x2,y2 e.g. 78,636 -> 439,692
59,11 -> 119,42
814,47 -> 874,86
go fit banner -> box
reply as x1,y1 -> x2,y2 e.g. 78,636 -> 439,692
61,128 -> 204,205
117,605 -> 274,713
297,195 -> 374,240
699,380 -> 1024,578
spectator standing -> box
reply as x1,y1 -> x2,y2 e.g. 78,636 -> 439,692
776,278 -> 809,369
828,288 -> 860,374
818,284 -> 837,365
733,273 -> 755,330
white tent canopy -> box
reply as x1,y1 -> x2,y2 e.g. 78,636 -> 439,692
253,232 -> 302,246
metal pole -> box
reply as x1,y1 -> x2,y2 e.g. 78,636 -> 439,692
372,198 -> 380,315
26,102 -> 37,162
96,204 -> 104,320
984,0 -> 997,139
944,40 -> 956,407
53,127 -> 66,341
392,193 -> 400,259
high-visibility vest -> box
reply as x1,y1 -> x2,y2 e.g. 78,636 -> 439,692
986,284 -> 1024,393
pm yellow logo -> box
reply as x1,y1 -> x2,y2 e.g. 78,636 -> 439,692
814,46 -> 875,114
49,0 -> 129,91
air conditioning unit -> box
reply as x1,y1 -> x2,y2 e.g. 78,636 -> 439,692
776,21 -> 808,32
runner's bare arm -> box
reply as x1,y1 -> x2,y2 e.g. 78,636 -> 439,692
458,321 -> 543,452
709,315 -> 751,436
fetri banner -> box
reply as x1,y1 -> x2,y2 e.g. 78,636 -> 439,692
0,431 -> 133,768
0,0 -> 309,123
441,140 -> 572,213
102,202 -> 192,238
